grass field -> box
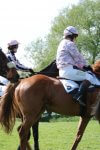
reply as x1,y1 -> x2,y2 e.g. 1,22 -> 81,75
0,119 -> 100,150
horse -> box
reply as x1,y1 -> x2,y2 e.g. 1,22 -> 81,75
0,60 -> 100,150
0,49 -> 19,82
18,60 -> 58,150
31,60 -> 58,150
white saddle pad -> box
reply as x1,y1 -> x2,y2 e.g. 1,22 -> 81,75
60,72 -> 100,93
60,79 -> 79,93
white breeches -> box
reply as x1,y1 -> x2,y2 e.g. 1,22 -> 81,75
59,65 -> 95,84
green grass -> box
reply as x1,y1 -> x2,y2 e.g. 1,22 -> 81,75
0,119 -> 100,150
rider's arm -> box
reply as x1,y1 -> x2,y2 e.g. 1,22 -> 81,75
7,53 -> 31,72
68,42 -> 86,68
15,58 -> 31,71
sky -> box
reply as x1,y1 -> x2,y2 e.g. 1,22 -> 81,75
0,0 -> 79,66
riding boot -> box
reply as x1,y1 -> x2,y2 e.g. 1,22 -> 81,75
73,80 -> 91,106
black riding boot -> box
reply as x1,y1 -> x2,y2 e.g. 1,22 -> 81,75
73,80 -> 91,106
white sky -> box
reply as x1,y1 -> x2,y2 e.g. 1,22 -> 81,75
0,0 -> 79,66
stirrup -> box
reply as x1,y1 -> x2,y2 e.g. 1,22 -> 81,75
77,100 -> 86,106
76,97 -> 86,106
73,95 -> 86,106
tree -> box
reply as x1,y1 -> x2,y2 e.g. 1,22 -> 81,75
25,37 -> 48,70
25,0 -> 100,69
46,0 -> 100,64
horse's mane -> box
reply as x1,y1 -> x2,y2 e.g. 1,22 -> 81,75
0,50 -> 8,65
0,50 -> 9,76
38,60 -> 58,77
92,60 -> 100,75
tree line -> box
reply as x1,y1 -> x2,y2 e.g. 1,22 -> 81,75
25,0 -> 100,71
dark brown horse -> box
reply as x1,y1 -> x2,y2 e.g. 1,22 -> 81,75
0,49 -> 19,82
0,61 -> 100,150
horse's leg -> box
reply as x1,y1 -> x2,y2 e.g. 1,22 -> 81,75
17,125 -> 32,150
17,125 -> 21,150
32,120 -> 40,150
71,117 -> 90,150
17,136 -> 32,150
18,122 -> 32,150
17,116 -> 32,150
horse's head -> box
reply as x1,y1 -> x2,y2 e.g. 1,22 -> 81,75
92,60 -> 100,77
0,49 -> 19,82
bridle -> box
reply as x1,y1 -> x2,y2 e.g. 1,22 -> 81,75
0,60 -> 19,82
0,49 -> 19,82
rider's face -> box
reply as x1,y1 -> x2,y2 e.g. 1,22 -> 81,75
13,45 -> 18,53
13,47 -> 18,53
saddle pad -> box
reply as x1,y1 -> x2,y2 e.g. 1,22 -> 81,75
60,79 -> 79,93
60,72 -> 100,94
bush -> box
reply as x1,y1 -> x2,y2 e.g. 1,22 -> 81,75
40,112 -> 79,122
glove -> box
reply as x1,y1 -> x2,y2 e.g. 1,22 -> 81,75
83,65 -> 93,72
29,69 -> 34,74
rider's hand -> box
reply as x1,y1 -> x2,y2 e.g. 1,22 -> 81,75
83,65 -> 93,71
29,69 -> 34,74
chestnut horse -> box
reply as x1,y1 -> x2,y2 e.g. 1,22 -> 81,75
0,49 -> 19,82
18,60 -> 58,150
31,60 -> 58,150
0,61 -> 100,150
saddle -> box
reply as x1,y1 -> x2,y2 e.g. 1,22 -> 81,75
58,71 -> 100,95
37,61 -> 100,94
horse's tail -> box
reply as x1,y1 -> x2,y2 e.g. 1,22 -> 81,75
95,100 -> 100,123
0,82 -> 19,133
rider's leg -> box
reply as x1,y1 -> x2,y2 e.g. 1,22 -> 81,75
73,80 -> 91,106
59,65 -> 93,106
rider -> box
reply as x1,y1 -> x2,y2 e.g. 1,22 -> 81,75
56,26 -> 94,106
6,40 -> 34,73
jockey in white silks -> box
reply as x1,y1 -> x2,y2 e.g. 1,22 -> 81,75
56,26 -> 94,106
0,76 -> 9,97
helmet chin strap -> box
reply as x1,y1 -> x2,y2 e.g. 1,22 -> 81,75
7,61 -> 16,68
